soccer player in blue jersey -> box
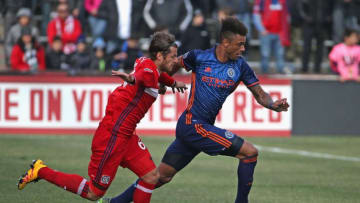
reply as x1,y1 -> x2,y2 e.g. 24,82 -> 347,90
100,17 -> 289,203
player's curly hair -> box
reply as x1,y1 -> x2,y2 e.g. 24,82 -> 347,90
220,17 -> 248,42
149,32 -> 177,60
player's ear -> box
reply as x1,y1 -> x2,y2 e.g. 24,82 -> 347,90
222,37 -> 231,47
156,52 -> 164,61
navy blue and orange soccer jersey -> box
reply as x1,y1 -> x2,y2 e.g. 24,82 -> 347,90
181,47 -> 259,125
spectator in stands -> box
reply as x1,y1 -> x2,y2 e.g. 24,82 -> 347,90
2,0 -> 28,39
84,0 -> 106,40
10,27 -> 45,72
216,0 -> 253,38
190,0 -> 217,19
143,0 -> 193,38
179,9 -> 211,55
40,0 -> 84,35
89,38 -> 106,72
299,0 -> 332,73
285,0 -> 304,73
69,35 -> 91,75
47,2 -> 82,55
110,36 -> 143,73
5,8 -> 39,67
329,29 -> 360,82
333,0 -> 360,44
98,0 -> 147,55
45,36 -> 66,70
253,0 -> 290,74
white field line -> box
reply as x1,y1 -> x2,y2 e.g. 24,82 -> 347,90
255,145 -> 360,162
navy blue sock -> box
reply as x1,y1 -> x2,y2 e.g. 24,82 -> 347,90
110,180 -> 138,203
235,155 -> 257,203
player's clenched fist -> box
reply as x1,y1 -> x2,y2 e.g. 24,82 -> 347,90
270,98 -> 290,112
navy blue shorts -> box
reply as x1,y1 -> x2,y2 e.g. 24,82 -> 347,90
162,112 -> 244,171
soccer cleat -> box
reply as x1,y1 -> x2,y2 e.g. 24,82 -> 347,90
97,197 -> 111,203
17,159 -> 47,190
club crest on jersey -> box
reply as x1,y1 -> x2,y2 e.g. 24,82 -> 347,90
205,67 -> 212,72
225,131 -> 234,139
227,68 -> 235,78
144,68 -> 153,73
100,175 -> 110,184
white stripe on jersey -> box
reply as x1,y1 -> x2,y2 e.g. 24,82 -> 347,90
144,87 -> 158,98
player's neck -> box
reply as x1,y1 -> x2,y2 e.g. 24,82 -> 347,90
215,45 -> 230,63
153,60 -> 162,72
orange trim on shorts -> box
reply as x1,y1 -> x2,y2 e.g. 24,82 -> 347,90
194,124 -> 232,148
185,73 -> 196,125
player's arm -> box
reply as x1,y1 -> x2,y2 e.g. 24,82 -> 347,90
248,85 -> 290,112
112,70 -> 135,83
165,56 -> 186,76
159,72 -> 187,93
168,50 -> 198,76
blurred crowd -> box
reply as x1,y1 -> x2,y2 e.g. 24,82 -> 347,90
1,0 -> 360,81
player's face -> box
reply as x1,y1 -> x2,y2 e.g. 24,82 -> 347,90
225,34 -> 246,60
160,46 -> 178,73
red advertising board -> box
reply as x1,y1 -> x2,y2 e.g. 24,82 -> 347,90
0,74 -> 292,136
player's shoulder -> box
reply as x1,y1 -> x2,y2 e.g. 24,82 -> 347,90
184,47 -> 215,61
135,57 -> 157,72
235,56 -> 248,68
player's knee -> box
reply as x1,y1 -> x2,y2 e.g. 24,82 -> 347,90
87,190 -> 102,201
141,169 -> 160,185
237,141 -> 259,158
247,145 -> 258,157
159,174 -> 173,185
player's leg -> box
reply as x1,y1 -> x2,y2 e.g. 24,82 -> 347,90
191,123 -> 257,203
110,135 -> 158,203
220,134 -> 258,203
18,159 -> 100,201
233,140 -> 258,203
107,137 -> 198,203
17,126 -> 126,201
157,139 -> 198,188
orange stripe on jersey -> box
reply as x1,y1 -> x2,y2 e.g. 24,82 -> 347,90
180,56 -> 190,71
185,73 -> 196,125
195,124 -> 232,148
186,112 -> 192,125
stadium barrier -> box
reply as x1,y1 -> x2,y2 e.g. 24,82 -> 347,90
0,73 -> 292,136
292,80 -> 360,136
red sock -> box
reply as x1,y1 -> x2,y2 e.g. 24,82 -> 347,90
133,180 -> 156,203
38,167 -> 89,198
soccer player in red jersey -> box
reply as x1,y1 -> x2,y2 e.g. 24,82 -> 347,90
17,32 -> 187,203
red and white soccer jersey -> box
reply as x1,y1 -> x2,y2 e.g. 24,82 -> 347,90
88,57 -> 175,196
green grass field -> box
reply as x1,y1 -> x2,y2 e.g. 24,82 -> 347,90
1,135 -> 360,203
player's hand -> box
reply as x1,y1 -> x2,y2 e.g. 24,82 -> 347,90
270,98 -> 290,112
171,81 -> 188,93
158,84 -> 167,95
112,70 -> 134,83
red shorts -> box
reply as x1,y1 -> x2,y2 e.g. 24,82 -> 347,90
88,125 -> 156,197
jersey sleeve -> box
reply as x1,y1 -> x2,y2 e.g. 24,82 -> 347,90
180,49 -> 199,72
158,72 -> 175,87
134,67 -> 157,88
240,61 -> 260,87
